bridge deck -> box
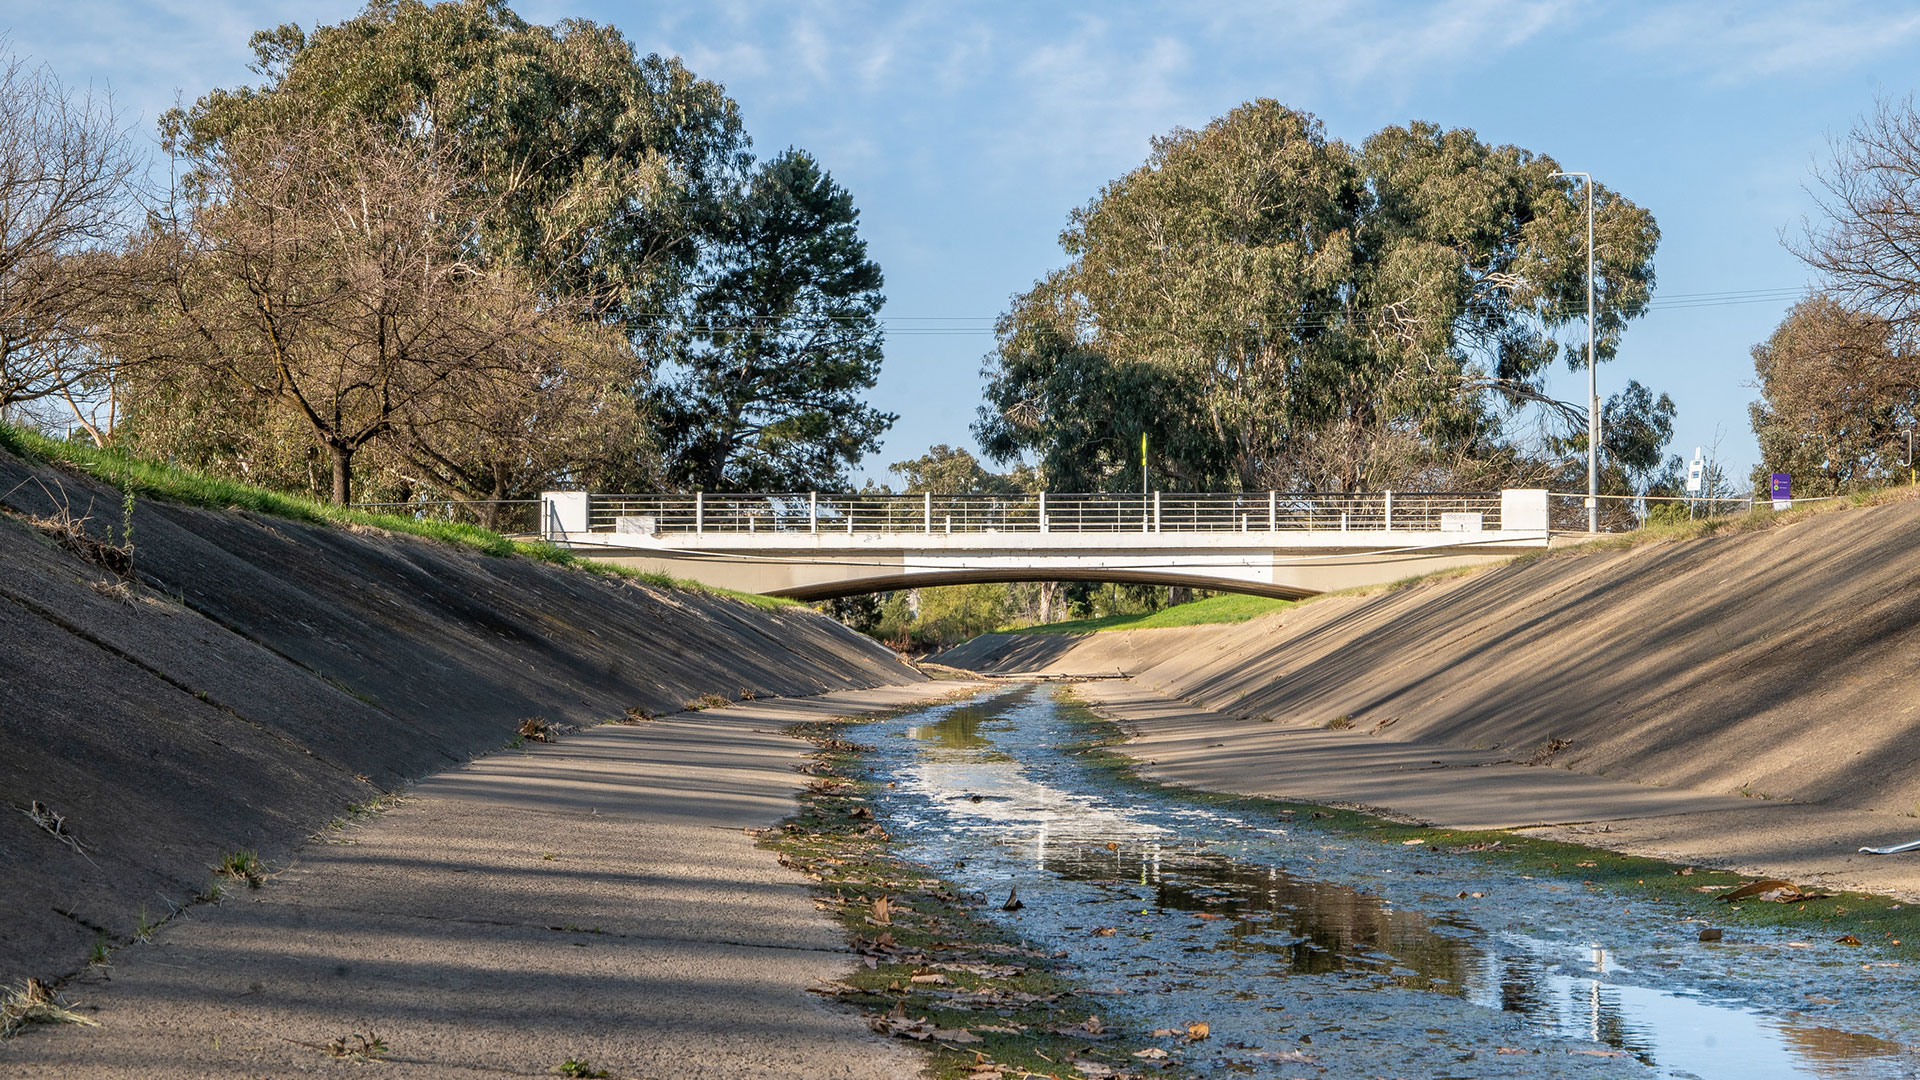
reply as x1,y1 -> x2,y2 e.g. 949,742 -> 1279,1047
538,489 -> 1552,599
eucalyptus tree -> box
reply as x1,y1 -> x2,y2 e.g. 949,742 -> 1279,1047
170,1 -> 749,331
1749,293 -> 1917,495
124,1 -> 751,499
979,100 -> 1659,493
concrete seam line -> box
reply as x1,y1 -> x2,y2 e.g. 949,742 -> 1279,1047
270,900 -> 855,951
0,581 -> 369,784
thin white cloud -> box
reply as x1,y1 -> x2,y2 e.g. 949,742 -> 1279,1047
1607,2 -> 1920,85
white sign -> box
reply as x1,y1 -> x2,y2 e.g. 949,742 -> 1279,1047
1685,447 -> 1705,494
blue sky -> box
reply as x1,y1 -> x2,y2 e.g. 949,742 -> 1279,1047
9,1 -> 1920,488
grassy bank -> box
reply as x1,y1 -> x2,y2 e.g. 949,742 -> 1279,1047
1005,593 -> 1293,635
765,717 -> 1176,1080
0,423 -> 791,610
1059,690 -> 1920,954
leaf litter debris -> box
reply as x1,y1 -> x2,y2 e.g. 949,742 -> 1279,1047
767,716 -> 1168,1080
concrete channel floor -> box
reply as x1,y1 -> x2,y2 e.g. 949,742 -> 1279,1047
6,683 -> 980,1080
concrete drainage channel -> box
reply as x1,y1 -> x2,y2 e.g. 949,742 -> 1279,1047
852,684 -> 1920,1079
1,685 -> 962,1080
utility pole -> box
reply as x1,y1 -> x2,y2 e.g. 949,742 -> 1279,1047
1552,170 -> 1599,534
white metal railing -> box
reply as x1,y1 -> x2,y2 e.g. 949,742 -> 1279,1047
577,490 -> 1508,536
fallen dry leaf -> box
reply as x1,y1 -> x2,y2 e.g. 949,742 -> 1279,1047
1718,879 -> 1798,903
1185,1020 -> 1210,1041
1132,1047 -> 1170,1059
933,1028 -> 981,1044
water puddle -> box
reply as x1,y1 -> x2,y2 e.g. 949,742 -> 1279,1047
871,686 -> 1920,1078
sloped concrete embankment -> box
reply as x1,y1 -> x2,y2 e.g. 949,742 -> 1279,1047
0,448 -> 921,983
940,494 -> 1920,826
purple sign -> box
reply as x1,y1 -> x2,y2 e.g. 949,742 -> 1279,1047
1770,472 -> 1791,508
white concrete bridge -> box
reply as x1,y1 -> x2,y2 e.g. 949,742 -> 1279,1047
538,489 -> 1554,601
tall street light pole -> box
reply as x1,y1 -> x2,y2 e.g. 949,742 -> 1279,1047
1551,170 -> 1598,534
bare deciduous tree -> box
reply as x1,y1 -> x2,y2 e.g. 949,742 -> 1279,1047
0,52 -> 138,424
141,120 -> 555,504
390,319 -> 650,526
1797,96 -> 1920,338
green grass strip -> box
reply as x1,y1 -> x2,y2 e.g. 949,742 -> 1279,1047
1004,592 -> 1294,635
0,423 -> 791,610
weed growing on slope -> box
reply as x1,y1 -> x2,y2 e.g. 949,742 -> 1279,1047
19,800 -> 92,860
0,979 -> 98,1038
325,1031 -> 389,1061
214,850 -> 263,888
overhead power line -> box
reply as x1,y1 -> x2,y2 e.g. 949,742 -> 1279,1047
624,284 -> 1814,337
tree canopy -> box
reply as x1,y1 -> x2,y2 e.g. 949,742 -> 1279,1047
1750,293 -> 1918,494
979,101 -> 1659,493
650,149 -> 892,491
168,0 -> 748,329
96,2 -> 892,505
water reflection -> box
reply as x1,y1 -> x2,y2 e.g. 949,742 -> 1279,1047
1043,840 -> 1474,991
906,702 -> 996,750
877,687 -> 1920,1079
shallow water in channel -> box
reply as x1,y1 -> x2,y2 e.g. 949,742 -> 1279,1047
860,685 -> 1920,1079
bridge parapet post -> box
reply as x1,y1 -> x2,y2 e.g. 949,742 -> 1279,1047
923,492 -> 932,534
1500,488 -> 1549,533
1153,491 -> 1161,533
695,491 -> 704,535
1039,491 -> 1048,534
540,491 -> 588,539
809,492 -> 818,534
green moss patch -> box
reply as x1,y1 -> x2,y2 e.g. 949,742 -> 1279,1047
1057,693 -> 1920,958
